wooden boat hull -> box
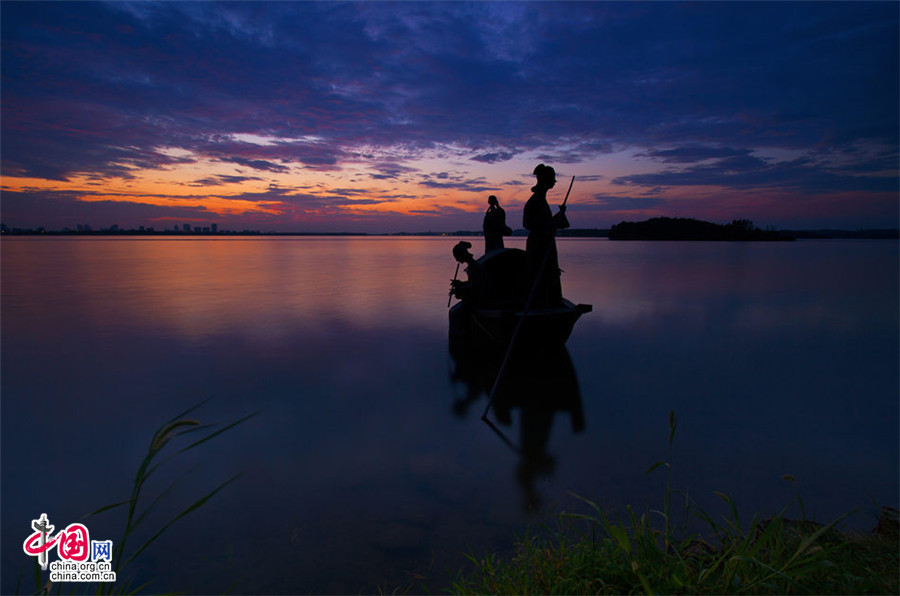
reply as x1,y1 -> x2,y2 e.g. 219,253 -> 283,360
450,299 -> 592,347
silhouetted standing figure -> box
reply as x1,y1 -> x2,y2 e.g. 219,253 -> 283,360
483,195 -> 511,252
523,164 -> 568,307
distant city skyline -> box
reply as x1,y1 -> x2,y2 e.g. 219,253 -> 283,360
2,2 -> 898,233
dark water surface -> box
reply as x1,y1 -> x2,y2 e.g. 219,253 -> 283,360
2,237 -> 897,594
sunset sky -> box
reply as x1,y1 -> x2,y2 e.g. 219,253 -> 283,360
2,1 -> 898,233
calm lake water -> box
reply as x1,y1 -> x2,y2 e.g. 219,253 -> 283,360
2,236 -> 898,594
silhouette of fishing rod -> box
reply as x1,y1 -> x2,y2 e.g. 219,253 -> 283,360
482,176 -> 575,422
448,261 -> 460,307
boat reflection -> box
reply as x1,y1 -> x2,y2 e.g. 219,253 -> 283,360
449,336 -> 585,513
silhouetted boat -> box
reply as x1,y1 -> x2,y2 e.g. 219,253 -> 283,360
449,247 -> 591,346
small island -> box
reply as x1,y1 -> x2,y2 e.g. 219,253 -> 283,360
608,217 -> 795,241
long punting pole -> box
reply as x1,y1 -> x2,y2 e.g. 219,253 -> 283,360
481,176 -> 575,421
562,175 -> 575,206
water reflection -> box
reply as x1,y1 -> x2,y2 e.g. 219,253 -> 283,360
0,237 -> 451,344
449,335 -> 585,513
3,237 -> 896,594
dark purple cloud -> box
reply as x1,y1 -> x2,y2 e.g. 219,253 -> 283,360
368,163 -> 420,181
278,193 -> 386,208
190,174 -> 264,187
615,151 -> 900,194
470,151 -> 517,164
638,146 -> 751,164
217,157 -> 290,174
418,171 -> 496,193
584,194 -> 667,212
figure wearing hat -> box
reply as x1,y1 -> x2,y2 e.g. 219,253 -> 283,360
523,164 -> 569,307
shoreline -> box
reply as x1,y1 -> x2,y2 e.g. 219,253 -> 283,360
2,228 -> 898,239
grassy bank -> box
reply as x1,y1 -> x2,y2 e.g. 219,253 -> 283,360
450,499 -> 897,594
451,413 -> 898,595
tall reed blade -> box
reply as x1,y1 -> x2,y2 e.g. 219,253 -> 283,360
78,399 -> 258,595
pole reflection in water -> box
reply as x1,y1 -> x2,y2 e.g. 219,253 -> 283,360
448,334 -> 585,513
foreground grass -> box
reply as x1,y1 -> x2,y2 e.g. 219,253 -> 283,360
451,413 -> 899,595
450,502 -> 898,595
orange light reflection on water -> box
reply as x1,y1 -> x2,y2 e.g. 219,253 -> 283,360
1,237 -> 455,346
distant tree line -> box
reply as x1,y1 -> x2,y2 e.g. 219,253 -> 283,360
608,217 -> 795,241
445,229 -> 609,237
2,221 -> 895,239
